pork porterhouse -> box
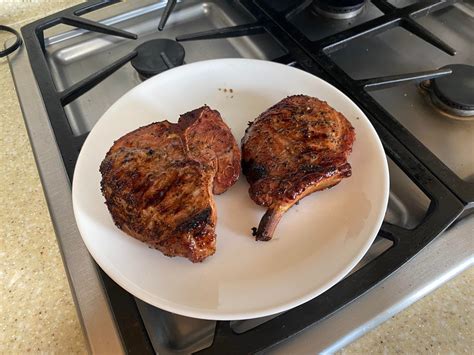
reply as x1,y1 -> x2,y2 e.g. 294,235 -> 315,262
100,106 -> 240,262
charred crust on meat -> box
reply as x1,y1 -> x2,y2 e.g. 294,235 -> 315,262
176,208 -> 213,235
242,159 -> 267,182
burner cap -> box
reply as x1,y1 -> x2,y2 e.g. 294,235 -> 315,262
313,0 -> 366,19
131,39 -> 185,80
431,64 -> 474,117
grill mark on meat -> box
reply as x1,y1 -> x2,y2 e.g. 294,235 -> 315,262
175,208 -> 213,236
300,164 -> 326,174
142,175 -> 175,209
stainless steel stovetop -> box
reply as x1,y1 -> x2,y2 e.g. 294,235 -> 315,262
7,0 -> 473,353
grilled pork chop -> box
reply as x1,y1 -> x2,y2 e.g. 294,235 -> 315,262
100,106 -> 240,262
242,95 -> 355,241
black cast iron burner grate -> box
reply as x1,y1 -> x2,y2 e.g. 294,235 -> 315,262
19,0 -> 471,354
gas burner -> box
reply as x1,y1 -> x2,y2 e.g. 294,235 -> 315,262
131,39 -> 185,80
312,0 -> 366,20
427,64 -> 474,119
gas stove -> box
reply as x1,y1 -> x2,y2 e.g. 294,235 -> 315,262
6,0 -> 473,353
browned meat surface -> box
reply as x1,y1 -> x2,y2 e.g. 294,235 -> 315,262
100,106 -> 240,262
179,106 -> 241,194
242,95 -> 355,241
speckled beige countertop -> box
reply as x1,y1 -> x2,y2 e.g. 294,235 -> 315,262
0,1 -> 472,354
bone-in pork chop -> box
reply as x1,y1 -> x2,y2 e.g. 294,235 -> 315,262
242,95 -> 355,241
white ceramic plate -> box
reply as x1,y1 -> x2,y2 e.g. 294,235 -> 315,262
73,59 -> 389,320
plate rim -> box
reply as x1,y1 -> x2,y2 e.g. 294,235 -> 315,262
72,58 -> 390,320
